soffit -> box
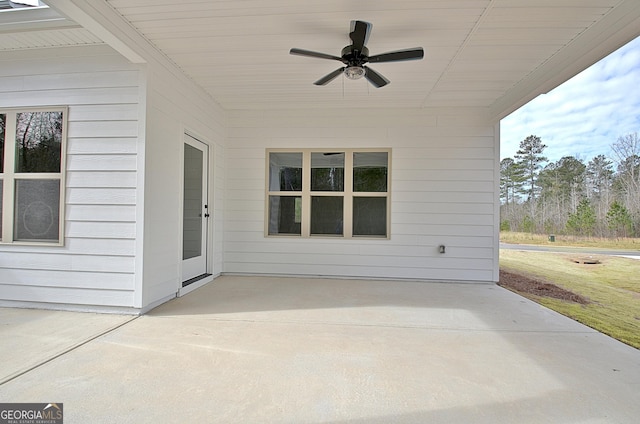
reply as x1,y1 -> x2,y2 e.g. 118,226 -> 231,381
0,6 -> 102,50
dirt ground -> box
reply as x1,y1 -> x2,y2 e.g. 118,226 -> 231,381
499,269 -> 590,305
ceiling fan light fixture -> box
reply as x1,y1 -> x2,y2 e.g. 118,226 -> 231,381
344,66 -> 365,80
290,20 -> 424,88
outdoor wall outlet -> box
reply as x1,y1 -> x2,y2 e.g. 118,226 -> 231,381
439,245 -> 446,254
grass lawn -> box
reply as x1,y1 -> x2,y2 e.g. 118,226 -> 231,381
500,231 -> 640,250
500,249 -> 640,349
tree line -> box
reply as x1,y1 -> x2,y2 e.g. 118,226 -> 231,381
500,132 -> 640,237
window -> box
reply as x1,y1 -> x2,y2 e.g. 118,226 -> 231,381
266,149 -> 390,238
0,107 -> 67,245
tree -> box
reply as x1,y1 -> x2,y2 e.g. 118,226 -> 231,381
586,154 -> 614,236
586,154 -> 614,201
606,201 -> 634,238
514,135 -> 547,203
610,133 -> 640,222
500,158 -> 524,206
536,156 -> 586,234
557,156 -> 586,203
15,111 -> 63,173
500,157 -> 527,232
521,215 -> 535,233
499,132 -> 640,238
566,199 -> 596,236
537,161 -> 562,232
514,135 -> 547,230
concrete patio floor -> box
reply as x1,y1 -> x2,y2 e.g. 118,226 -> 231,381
1,275 -> 639,423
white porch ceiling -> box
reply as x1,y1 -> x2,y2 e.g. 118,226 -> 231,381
7,1 -> 640,117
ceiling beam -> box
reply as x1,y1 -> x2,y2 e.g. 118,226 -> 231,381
45,0 -> 145,63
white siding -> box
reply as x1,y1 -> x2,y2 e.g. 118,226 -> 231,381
0,42 -> 227,310
140,52 -> 226,307
225,108 -> 498,282
0,45 -> 141,308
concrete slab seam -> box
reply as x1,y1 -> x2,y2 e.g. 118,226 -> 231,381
0,316 -> 139,386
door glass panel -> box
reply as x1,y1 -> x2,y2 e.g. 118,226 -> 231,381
311,196 -> 343,235
311,152 -> 344,191
353,197 -> 387,236
15,111 -> 63,173
269,152 -> 302,191
353,152 -> 388,192
0,113 -> 5,173
14,179 -> 60,241
183,143 -> 203,260
268,195 -> 302,235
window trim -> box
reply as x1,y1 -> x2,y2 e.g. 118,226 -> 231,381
265,148 -> 391,239
0,106 -> 68,246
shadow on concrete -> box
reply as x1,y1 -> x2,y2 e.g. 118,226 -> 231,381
2,275 -> 639,423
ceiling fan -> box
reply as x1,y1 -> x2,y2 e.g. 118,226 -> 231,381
290,20 -> 424,88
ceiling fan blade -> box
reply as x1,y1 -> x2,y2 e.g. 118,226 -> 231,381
368,48 -> 424,63
349,20 -> 372,51
364,67 -> 390,88
290,48 -> 342,62
314,67 -> 345,85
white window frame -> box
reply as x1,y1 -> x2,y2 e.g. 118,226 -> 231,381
0,106 -> 67,246
265,148 -> 391,239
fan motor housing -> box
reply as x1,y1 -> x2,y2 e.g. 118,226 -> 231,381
342,46 -> 369,65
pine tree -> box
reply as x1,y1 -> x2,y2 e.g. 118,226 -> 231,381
566,199 -> 596,236
514,135 -> 547,230
606,201 -> 634,238
500,158 -> 524,206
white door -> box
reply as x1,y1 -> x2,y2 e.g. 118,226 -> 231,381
182,134 -> 209,284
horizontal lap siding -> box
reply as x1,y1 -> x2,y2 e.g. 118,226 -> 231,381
0,45 -> 140,307
140,63 -> 226,306
225,108 -> 497,282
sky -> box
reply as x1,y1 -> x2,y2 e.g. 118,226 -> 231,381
500,36 -> 640,164
13,1 -> 42,6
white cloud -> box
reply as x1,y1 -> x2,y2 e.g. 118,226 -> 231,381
501,36 -> 640,164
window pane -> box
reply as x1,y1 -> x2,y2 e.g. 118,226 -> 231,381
311,152 -> 344,191
353,197 -> 387,236
269,152 -> 302,191
0,180 -> 3,235
268,195 -> 301,235
311,196 -> 343,235
354,152 -> 388,192
15,111 -> 63,173
0,114 -> 5,173
14,179 -> 60,242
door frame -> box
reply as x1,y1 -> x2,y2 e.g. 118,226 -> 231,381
179,131 -> 214,296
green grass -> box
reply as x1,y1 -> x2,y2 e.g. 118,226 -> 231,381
500,249 -> 640,349
500,231 -> 640,250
